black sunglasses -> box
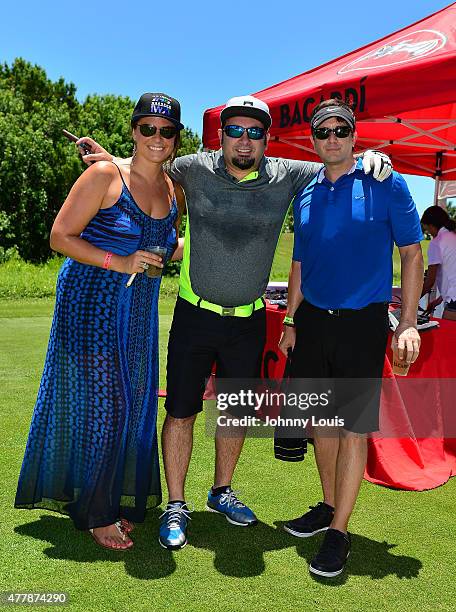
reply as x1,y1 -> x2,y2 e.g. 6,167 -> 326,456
223,125 -> 266,140
313,126 -> 352,140
137,124 -> 178,139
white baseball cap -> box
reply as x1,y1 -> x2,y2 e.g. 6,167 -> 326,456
220,95 -> 272,130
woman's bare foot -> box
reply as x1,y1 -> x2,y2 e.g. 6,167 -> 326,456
90,523 -> 133,550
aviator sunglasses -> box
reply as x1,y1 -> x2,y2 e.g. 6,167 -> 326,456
223,125 -> 266,140
137,124 -> 178,139
313,125 -> 352,140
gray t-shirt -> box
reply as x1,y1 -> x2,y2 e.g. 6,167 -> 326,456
169,150 -> 321,307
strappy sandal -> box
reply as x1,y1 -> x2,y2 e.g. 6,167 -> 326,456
89,521 -> 133,551
119,518 -> 135,533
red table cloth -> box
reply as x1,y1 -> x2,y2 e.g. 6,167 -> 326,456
265,302 -> 456,491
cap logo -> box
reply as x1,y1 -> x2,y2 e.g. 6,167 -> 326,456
150,95 -> 172,117
338,29 -> 446,74
243,101 -> 254,106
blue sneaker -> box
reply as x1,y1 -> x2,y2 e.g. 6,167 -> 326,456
206,488 -> 258,526
158,502 -> 192,550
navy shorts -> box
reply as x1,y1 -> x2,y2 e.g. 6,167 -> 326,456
165,297 -> 266,419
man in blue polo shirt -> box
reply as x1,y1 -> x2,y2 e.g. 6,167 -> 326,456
279,99 -> 423,578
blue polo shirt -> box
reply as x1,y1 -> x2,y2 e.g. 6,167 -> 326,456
292,159 -> 423,310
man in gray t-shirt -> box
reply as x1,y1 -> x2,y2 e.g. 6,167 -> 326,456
80,95 -> 391,550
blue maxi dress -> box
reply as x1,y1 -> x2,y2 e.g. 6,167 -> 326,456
15,171 -> 177,530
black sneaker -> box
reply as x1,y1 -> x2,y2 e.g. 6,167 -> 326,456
283,502 -> 334,538
309,528 -> 351,578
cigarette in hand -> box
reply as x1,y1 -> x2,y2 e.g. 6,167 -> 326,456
126,273 -> 137,287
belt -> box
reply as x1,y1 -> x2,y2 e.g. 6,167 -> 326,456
302,299 -> 387,317
179,287 -> 265,317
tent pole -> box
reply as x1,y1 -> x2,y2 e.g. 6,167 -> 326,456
433,176 -> 440,206
434,152 -> 443,206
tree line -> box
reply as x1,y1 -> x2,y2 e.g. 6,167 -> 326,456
0,58 -> 200,263
2,59 -> 454,265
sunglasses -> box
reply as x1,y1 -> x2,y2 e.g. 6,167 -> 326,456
223,125 -> 266,140
313,126 -> 352,140
137,124 -> 178,139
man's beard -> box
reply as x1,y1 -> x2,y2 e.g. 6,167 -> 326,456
231,156 -> 255,170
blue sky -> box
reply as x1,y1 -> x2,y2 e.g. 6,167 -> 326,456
1,0 -> 451,215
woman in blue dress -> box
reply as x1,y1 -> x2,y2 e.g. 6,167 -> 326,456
15,93 -> 185,550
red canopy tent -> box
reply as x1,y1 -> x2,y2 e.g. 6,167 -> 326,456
203,3 -> 456,196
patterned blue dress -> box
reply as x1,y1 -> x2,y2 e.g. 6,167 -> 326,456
15,168 -> 177,530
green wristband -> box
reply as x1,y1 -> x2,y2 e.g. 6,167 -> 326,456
283,315 -> 295,327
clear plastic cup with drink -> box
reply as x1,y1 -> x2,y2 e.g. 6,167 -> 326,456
144,246 -> 167,278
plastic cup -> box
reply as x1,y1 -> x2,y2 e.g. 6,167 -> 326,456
392,355 -> 411,376
144,246 -> 167,278
391,336 -> 411,376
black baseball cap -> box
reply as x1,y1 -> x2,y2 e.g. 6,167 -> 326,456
131,93 -> 184,130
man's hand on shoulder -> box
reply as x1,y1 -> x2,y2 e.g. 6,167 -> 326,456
362,150 -> 393,182
76,137 -> 114,166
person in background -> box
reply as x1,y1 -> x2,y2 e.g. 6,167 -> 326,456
15,93 -> 185,551
421,205 -> 456,320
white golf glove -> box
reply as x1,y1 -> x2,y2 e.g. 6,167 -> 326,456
362,150 -> 393,182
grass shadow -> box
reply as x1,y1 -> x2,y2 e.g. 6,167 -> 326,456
13,512 -> 423,583
14,510 -> 176,580
189,512 -> 300,577
279,521 -> 423,585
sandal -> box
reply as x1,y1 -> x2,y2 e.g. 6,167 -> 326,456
120,518 -> 135,533
89,521 -> 133,551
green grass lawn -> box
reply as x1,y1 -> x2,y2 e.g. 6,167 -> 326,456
0,234 -> 430,300
1,264 -> 454,611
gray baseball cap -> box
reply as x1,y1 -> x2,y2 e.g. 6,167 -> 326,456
311,105 -> 355,131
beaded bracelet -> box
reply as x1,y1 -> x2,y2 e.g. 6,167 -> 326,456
103,251 -> 113,270
283,315 -> 295,327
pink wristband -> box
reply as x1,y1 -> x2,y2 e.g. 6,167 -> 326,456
103,251 -> 113,270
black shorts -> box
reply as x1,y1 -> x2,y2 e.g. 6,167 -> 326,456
290,300 -> 389,433
165,297 -> 266,418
